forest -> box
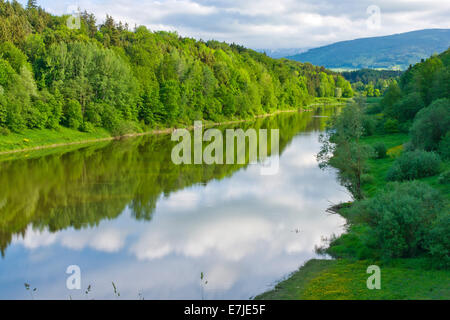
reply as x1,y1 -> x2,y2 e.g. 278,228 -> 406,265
341,69 -> 402,97
320,48 -> 450,266
0,0 -> 352,138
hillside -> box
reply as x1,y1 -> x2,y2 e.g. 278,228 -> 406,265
287,29 -> 450,70
0,1 -> 353,141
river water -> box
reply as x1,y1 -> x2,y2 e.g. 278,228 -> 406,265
0,107 -> 350,299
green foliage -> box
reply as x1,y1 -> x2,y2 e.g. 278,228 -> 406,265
318,104 -> 373,200
386,150 -> 442,181
0,1 -> 353,135
425,214 -> 450,269
381,82 -> 402,115
80,121 -> 95,133
437,170 -> 450,185
386,92 -> 425,121
362,115 -> 376,136
372,142 -> 387,159
64,99 -> 83,130
438,132 -> 450,160
410,98 -> 450,151
384,118 -> 399,133
349,181 -> 445,259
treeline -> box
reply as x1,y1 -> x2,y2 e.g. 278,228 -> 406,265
341,69 -> 402,97
0,0 -> 352,136
319,49 -> 449,267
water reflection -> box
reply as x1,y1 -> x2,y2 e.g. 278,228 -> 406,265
0,108 -> 350,299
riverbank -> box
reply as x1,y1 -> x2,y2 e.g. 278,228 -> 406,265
0,99 -> 348,156
255,258 -> 450,300
256,129 -> 450,300
0,110 -> 290,155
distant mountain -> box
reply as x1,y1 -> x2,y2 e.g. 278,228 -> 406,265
256,48 -> 308,59
287,29 -> 450,70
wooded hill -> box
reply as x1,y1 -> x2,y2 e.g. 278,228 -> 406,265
0,0 -> 353,136
288,29 -> 450,70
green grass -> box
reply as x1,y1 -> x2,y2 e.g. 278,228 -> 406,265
359,132 -> 449,199
256,259 -> 450,300
255,260 -> 337,300
0,127 -> 112,153
256,130 -> 449,300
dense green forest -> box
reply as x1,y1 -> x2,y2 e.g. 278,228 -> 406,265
288,29 -> 450,70
0,0 -> 352,137
341,69 -> 402,97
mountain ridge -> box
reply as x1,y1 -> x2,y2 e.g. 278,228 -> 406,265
286,29 -> 450,70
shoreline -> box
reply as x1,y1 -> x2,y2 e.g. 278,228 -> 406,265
0,109 -> 299,156
254,202 -> 350,300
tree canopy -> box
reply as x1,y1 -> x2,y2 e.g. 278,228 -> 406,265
0,0 -> 353,134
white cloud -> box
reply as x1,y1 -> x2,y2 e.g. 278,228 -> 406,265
22,0 -> 450,49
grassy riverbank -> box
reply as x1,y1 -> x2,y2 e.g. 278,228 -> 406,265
0,99 -> 347,155
256,93 -> 449,300
256,259 -> 450,300
256,130 -> 450,300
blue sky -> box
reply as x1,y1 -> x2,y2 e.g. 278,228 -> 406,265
18,0 -> 450,49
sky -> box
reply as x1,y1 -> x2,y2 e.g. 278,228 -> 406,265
19,0 -> 450,49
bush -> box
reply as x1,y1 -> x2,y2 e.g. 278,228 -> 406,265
372,142 -> 387,159
111,120 -> 142,137
101,104 -> 121,131
438,132 -> 450,160
384,118 -> 399,133
349,181 -> 445,259
64,99 -> 83,130
80,121 -> 95,133
0,126 -> 10,136
424,214 -> 450,269
410,98 -> 450,151
361,174 -> 375,184
386,150 -> 441,181
387,92 -> 425,122
437,171 -> 450,184
362,115 -> 376,136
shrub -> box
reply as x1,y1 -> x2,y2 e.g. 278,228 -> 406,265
101,104 -> 121,131
64,99 -> 83,130
362,115 -> 376,136
349,181 -> 445,259
387,92 -> 425,122
424,213 -> 450,269
111,120 -> 142,137
438,132 -> 450,160
365,103 -> 382,115
410,98 -> 450,151
361,174 -> 375,184
80,121 -> 95,133
384,118 -> 399,133
0,126 -> 10,136
372,142 -> 387,159
386,150 -> 441,181
437,171 -> 450,184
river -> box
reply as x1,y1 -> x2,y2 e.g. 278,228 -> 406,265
0,107 -> 350,299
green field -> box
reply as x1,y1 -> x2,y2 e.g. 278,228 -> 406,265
256,259 -> 450,300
